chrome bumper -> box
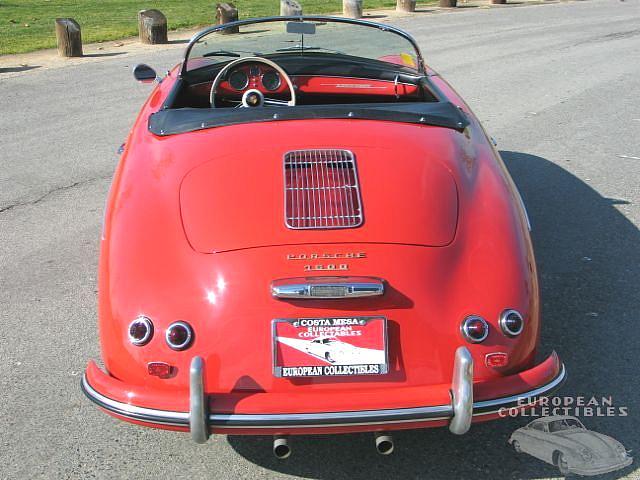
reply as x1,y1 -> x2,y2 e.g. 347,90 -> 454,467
81,350 -> 566,443
449,346 -> 473,434
189,357 -> 208,443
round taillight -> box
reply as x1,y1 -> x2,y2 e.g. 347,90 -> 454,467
461,315 -> 489,343
500,310 -> 524,337
129,316 -> 153,346
166,321 -> 193,350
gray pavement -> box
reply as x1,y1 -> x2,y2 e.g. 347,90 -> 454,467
1,0 -> 639,478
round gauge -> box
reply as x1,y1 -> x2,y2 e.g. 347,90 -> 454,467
261,71 -> 281,91
228,70 -> 249,90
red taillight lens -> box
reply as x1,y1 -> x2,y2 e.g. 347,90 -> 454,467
128,316 -> 153,346
166,321 -> 193,350
485,352 -> 509,368
500,310 -> 524,337
461,316 -> 489,343
148,362 -> 172,378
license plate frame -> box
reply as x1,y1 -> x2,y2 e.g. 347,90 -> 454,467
272,316 -> 388,378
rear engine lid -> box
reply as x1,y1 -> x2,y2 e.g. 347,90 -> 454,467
180,145 -> 458,253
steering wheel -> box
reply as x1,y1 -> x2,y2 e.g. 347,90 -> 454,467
210,57 -> 296,108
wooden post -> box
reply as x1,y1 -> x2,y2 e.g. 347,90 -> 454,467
55,18 -> 82,57
280,0 -> 303,16
396,0 -> 417,11
137,9 -> 168,44
343,0 -> 363,18
215,3 -> 239,34
439,0 -> 457,7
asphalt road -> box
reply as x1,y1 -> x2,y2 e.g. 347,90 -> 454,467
1,0 -> 639,478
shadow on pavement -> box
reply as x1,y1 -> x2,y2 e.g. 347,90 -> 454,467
228,151 -> 638,479
0,65 -> 41,73
82,51 -> 127,58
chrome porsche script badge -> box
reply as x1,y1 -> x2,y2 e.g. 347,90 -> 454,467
286,252 -> 366,272
286,252 -> 367,260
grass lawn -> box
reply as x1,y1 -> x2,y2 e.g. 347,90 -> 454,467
0,0 -> 412,55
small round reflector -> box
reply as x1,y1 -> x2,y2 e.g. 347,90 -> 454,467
500,310 -> 524,337
460,315 -> 489,343
128,316 -> 153,346
166,321 -> 193,350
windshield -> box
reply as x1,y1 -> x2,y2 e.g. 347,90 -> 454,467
185,17 -> 423,73
549,419 -> 585,432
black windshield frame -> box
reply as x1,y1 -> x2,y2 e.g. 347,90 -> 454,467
180,16 -> 426,78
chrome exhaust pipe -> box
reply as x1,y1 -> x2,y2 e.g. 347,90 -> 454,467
374,432 -> 394,455
273,436 -> 291,459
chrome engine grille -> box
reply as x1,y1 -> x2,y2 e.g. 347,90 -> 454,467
284,149 -> 363,229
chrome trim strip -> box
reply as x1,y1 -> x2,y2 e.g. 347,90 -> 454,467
472,363 -> 566,415
81,375 -> 189,426
449,347 -> 473,435
189,357 -> 209,443
211,405 -> 452,428
82,363 -> 566,430
271,276 -> 384,299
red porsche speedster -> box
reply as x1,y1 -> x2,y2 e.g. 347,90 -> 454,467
82,16 -> 565,457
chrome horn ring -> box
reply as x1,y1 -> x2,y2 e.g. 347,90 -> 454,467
209,56 -> 296,108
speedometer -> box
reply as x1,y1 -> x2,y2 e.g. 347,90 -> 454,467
228,70 -> 249,90
261,71 -> 281,91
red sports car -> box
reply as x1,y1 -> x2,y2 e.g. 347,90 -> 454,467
82,16 -> 565,458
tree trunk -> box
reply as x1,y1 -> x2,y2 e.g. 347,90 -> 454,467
343,0 -> 363,18
137,9 -> 168,44
216,3 -> 239,34
280,0 -> 303,15
439,0 -> 457,7
55,18 -> 82,57
396,0 -> 417,11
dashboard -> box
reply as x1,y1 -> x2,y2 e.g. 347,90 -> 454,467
190,62 -> 420,100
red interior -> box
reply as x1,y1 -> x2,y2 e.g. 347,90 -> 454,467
189,62 -> 420,100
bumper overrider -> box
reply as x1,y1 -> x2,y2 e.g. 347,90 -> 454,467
81,348 -> 565,442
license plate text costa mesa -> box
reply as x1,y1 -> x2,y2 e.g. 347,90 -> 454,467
273,316 -> 388,377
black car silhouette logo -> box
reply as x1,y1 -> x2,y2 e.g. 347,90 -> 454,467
509,416 -> 632,476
